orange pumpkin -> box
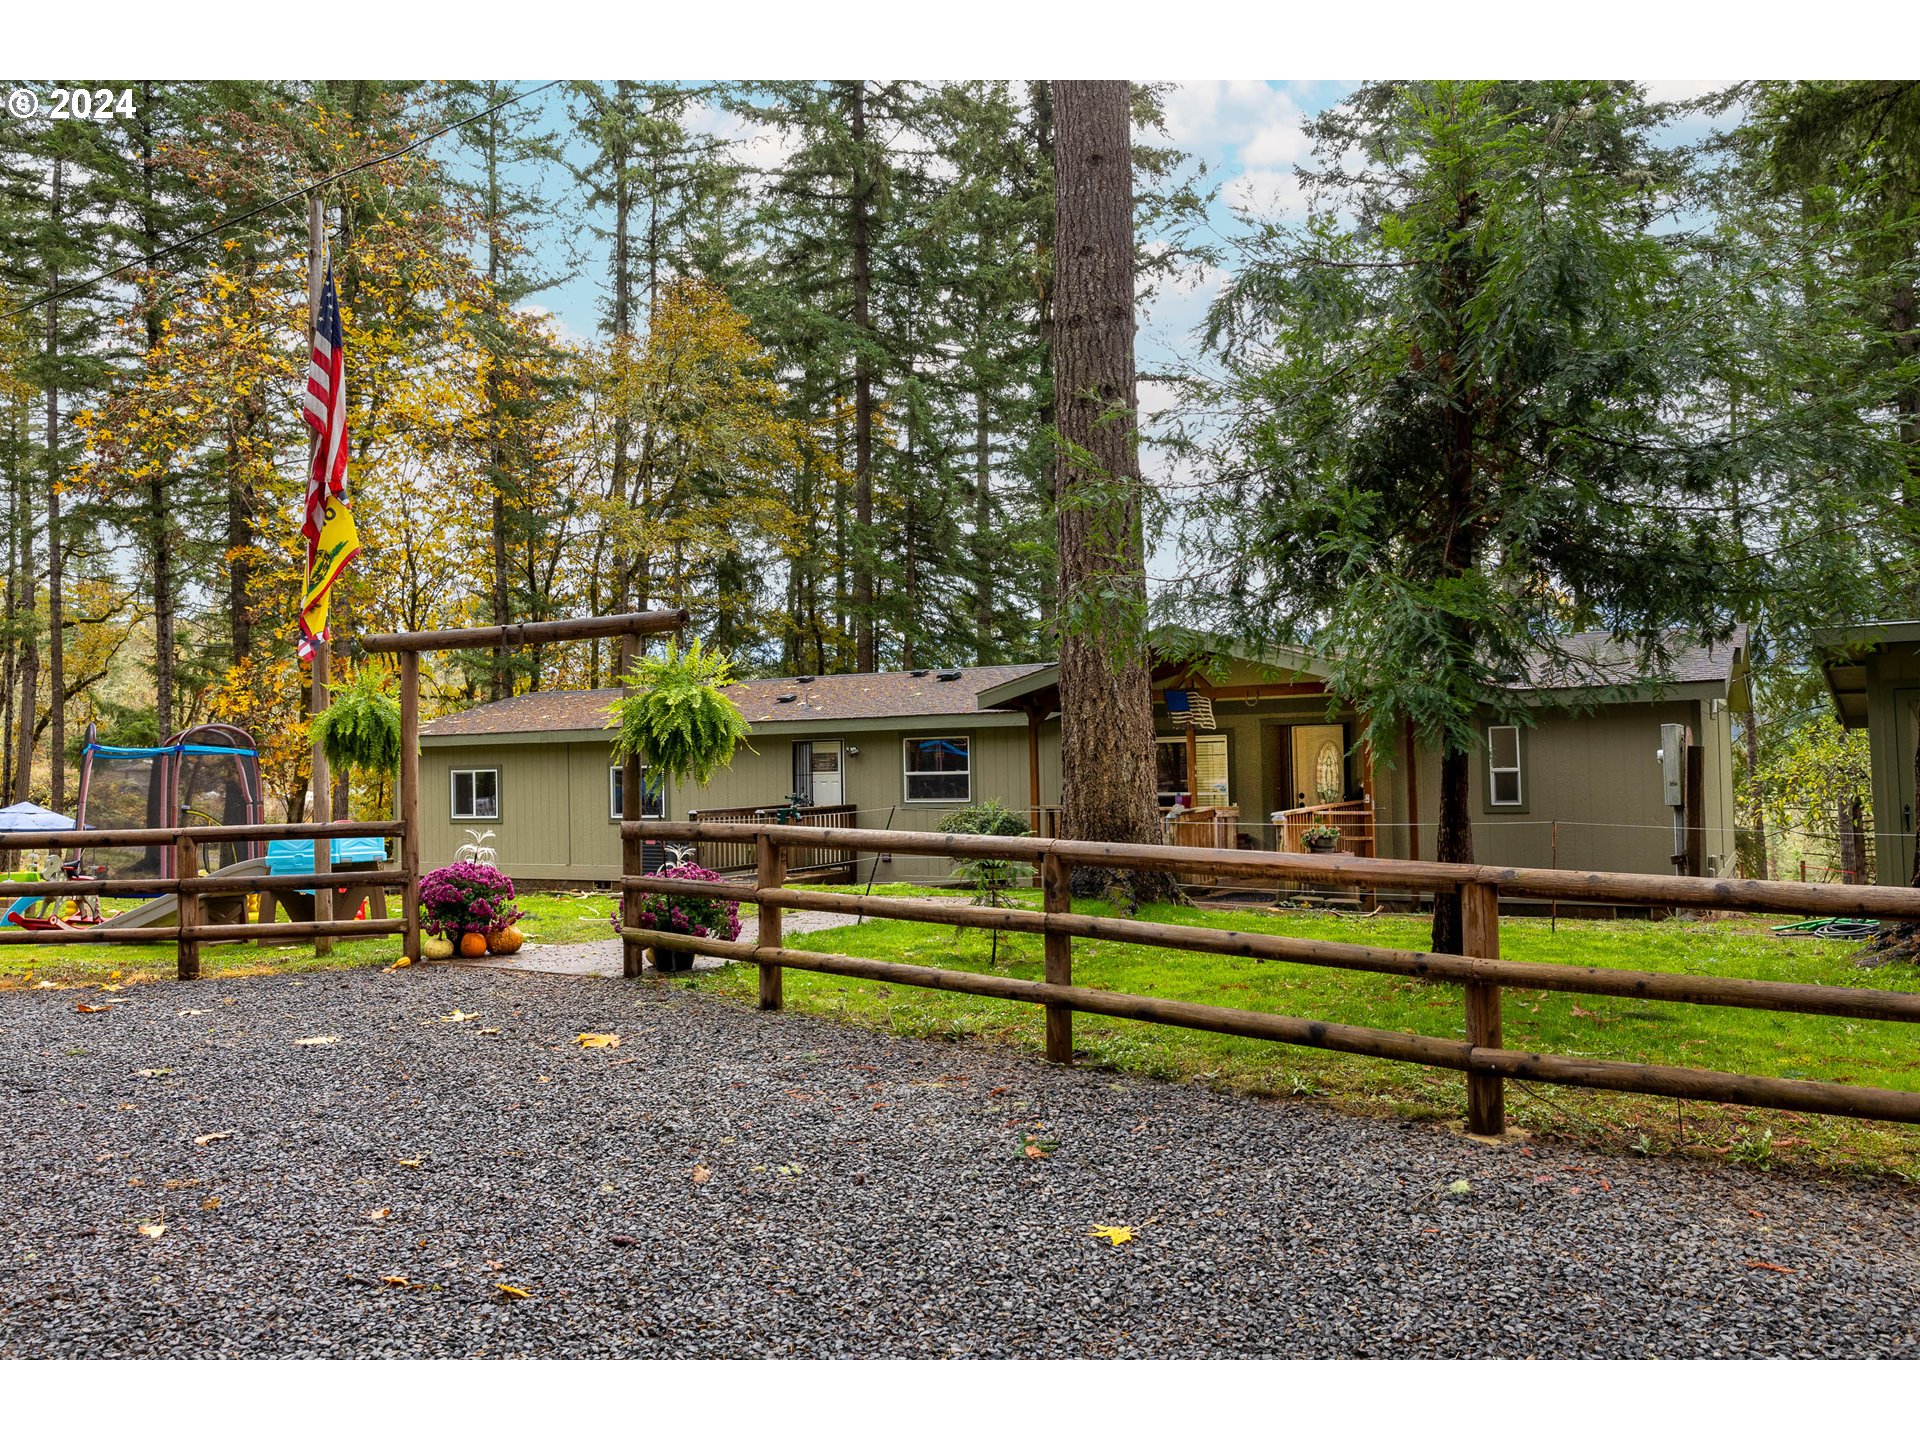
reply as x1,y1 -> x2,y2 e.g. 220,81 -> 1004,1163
457,931 -> 490,958
486,925 -> 525,956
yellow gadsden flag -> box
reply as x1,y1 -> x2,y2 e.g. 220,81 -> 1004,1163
297,256 -> 359,660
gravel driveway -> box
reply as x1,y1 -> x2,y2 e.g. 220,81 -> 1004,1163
2,967 -> 1915,1358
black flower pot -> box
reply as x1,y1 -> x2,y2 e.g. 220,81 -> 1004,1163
648,944 -> 696,973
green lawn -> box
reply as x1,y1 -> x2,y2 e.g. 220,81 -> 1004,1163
11,880 -> 1919,1178
685,894 -> 1920,1180
0,888 -> 625,986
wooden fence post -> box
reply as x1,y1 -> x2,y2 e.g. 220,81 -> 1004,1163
398,650 -> 421,963
1042,851 -> 1073,1063
618,634 -> 644,978
1461,879 -> 1503,1136
756,832 -> 785,1011
175,834 -> 200,981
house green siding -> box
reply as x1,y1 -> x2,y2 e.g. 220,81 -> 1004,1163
1819,623 -> 1920,885
420,718 -> 1061,884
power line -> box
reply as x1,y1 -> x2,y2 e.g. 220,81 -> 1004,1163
0,79 -> 564,325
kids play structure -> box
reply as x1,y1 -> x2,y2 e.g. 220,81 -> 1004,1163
0,610 -> 691,963
7,723 -> 272,930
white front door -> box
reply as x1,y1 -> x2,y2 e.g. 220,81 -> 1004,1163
809,740 -> 844,807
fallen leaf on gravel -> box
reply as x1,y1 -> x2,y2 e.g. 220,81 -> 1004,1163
1089,1225 -> 1134,1246
692,1164 -> 711,1184
536,1076 -> 553,1084
177,1008 -> 206,1016
135,1068 -> 172,1078
193,1131 -> 233,1146
98,984 -> 124,993
494,1284 -> 531,1300
577,1032 -> 620,1049
1746,1260 -> 1796,1274
379,1275 -> 411,1287
367,1207 -> 392,1221
609,1236 -> 642,1247
219,998 -> 237,1005
201,1197 -> 221,1211
137,1221 -> 165,1239
1024,1145 -> 1050,1159
478,1028 -> 501,1036
293,1035 -> 340,1046
439,1010 -> 480,1023
75,1003 -> 115,1014
395,1157 -> 423,1168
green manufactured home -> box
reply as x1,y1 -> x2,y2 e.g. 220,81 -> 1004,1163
419,630 -> 1745,886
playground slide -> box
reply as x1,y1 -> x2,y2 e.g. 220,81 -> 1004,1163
94,856 -> 272,931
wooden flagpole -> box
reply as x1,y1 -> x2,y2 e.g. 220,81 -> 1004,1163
306,192 -> 333,954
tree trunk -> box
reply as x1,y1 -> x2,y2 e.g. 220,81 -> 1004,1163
849,81 -> 877,673
1029,81 -> 1058,634
1432,744 -> 1473,952
1743,702 -> 1768,879
1050,80 -> 1173,904
45,156 -> 66,816
485,102 -> 512,702
137,86 -> 175,739
8,463 -> 33,804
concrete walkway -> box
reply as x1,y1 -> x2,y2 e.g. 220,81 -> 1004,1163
455,896 -> 974,977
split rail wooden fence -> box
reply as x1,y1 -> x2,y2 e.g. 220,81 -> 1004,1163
0,820 -> 406,979
620,819 -> 1920,1137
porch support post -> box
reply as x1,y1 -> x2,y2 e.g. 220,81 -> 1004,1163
1026,705 -> 1042,835
1185,721 -> 1198,808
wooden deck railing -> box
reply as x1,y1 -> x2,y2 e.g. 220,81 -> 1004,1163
0,820 -> 407,979
683,803 -> 859,880
1278,799 -> 1376,859
620,819 -> 1920,1137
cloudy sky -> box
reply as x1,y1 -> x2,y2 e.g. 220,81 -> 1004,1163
511,79 -> 1730,383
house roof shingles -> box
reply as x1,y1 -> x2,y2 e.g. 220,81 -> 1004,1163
1518,626 -> 1747,692
419,663 -> 1052,739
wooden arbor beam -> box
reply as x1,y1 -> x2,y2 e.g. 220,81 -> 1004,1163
357,609 -> 689,655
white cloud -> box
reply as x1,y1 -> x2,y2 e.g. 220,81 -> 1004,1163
1158,80 -> 1313,171
1222,167 -> 1310,222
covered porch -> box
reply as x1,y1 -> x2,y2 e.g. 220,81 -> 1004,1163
980,646 -> 1415,888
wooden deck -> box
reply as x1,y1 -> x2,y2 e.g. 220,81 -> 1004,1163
685,803 -> 859,881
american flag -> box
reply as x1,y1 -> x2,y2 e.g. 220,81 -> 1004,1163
301,259 -> 349,554
297,258 -> 354,660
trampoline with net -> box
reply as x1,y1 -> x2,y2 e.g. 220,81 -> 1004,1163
72,722 -> 267,881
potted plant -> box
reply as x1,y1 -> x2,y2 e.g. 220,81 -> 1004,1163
312,668 -> 403,814
607,860 -> 742,972
1301,823 -> 1343,854
419,860 -> 527,958
605,638 -> 753,789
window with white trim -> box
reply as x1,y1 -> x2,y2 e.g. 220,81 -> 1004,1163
609,765 -> 665,821
1155,735 -> 1229,808
903,736 -> 971,804
1487,725 -> 1523,807
451,768 -> 499,821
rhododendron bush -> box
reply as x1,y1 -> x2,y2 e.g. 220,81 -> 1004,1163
420,861 -> 526,939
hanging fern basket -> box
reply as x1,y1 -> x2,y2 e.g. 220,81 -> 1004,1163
605,639 -> 753,789
312,669 -> 404,776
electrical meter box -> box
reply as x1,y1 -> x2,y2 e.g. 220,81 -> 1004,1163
1658,723 -> 1687,807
